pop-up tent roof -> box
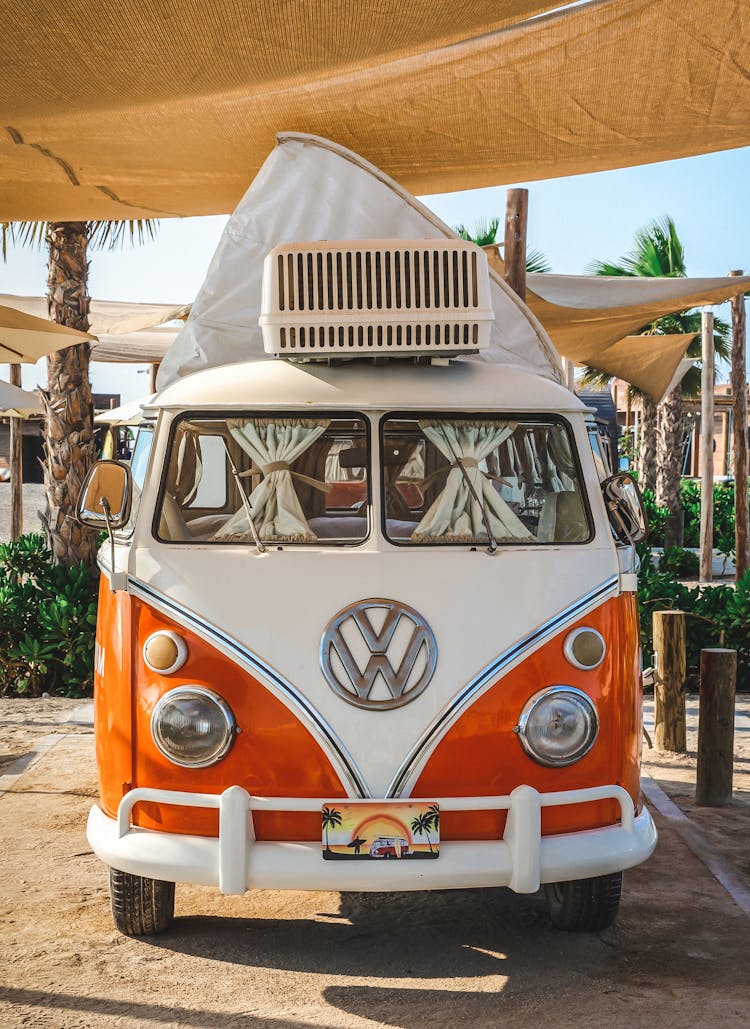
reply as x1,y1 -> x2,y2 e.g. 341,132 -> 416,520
159,133 -> 750,399
2,0 -> 750,220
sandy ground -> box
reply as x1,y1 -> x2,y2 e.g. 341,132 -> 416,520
0,696 -> 749,1029
0,483 -> 47,542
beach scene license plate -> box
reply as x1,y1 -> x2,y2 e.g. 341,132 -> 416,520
322,801 -> 439,860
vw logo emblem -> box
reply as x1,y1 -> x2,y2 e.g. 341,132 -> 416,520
320,598 -> 438,710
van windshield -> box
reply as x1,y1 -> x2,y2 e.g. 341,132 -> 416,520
381,415 -> 591,546
157,414 -> 369,544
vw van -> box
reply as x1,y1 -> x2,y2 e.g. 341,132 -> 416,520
79,238 -> 656,937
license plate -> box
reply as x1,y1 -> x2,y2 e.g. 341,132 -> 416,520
322,801 -> 439,860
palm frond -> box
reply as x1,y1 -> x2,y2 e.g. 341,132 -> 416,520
87,219 -> 158,250
452,217 -> 500,247
1,220 -> 49,260
526,248 -> 551,273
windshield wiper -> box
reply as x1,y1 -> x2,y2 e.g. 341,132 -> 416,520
220,438 -> 267,554
438,426 -> 498,555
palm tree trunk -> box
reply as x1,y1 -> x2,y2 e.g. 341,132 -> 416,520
44,222 -> 98,568
656,384 -> 684,547
639,395 -> 657,492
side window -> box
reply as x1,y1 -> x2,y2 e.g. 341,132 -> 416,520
117,426 -> 153,537
587,425 -> 609,482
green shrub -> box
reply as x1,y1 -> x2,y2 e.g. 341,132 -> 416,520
0,534 -> 98,698
638,560 -> 750,691
658,546 -> 699,577
641,481 -> 741,559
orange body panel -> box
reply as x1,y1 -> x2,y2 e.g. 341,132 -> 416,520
414,592 -> 643,838
94,588 -> 642,842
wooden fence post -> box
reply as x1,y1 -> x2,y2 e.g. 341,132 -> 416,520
9,363 -> 23,541
696,648 -> 736,806
699,310 -> 714,582
653,610 -> 686,752
729,270 -> 748,579
503,188 -> 528,301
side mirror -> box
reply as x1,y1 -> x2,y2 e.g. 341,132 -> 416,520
77,460 -> 133,530
601,471 -> 648,544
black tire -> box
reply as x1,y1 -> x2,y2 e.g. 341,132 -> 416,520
109,867 -> 175,936
544,872 -> 622,932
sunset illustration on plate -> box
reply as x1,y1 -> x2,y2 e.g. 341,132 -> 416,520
322,802 -> 439,860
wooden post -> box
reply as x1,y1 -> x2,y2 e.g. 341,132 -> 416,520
699,310 -> 714,582
696,648 -> 736,806
9,363 -> 23,541
503,188 -> 528,301
149,362 -> 160,393
652,610 -> 686,752
729,270 -> 748,579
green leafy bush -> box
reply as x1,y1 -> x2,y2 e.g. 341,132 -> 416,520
0,534 -> 98,697
658,546 -> 699,577
638,560 -> 750,691
643,481 -> 741,560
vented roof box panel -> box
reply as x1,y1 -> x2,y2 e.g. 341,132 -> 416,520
260,240 -> 494,360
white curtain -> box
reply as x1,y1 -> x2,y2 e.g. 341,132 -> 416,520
217,418 -> 329,541
413,421 -> 534,543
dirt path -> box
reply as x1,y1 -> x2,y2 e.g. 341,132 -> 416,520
1,700 -> 749,1028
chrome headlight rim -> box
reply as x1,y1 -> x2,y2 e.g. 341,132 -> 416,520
516,685 -> 599,768
151,685 -> 236,769
563,627 -> 606,671
143,630 -> 189,675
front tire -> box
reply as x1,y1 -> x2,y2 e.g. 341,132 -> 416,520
109,867 -> 175,936
544,872 -> 622,932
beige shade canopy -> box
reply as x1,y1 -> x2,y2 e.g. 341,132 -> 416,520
0,295 -> 189,337
2,0 -> 750,220
575,334 -> 698,404
0,304 -> 94,363
0,378 -> 43,418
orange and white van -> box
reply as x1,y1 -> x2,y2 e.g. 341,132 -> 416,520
79,231 -> 656,936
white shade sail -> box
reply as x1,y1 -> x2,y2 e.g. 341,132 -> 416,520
0,304 -> 93,363
0,378 -> 43,418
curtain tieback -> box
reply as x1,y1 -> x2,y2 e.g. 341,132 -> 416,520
262,461 -> 332,493
417,459 -> 511,491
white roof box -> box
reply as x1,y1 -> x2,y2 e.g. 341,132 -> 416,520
260,239 -> 494,360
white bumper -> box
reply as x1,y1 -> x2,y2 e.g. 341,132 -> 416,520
87,783 -> 657,895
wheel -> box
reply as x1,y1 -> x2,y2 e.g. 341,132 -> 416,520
544,872 -> 622,932
109,867 -> 175,936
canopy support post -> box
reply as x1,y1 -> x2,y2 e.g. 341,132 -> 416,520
149,362 -> 160,393
729,270 -> 748,579
503,189 -> 528,302
9,363 -> 23,541
700,311 -> 714,583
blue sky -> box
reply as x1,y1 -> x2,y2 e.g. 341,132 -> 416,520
2,145 -> 749,403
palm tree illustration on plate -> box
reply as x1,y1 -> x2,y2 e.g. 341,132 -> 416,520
411,811 -> 437,854
322,806 -> 342,854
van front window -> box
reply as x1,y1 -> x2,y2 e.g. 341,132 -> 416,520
157,414 -> 369,544
381,415 -> 591,546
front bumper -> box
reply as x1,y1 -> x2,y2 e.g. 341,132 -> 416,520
87,783 -> 657,895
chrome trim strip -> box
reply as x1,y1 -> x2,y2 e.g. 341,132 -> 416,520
386,576 -> 620,798
128,578 -> 371,799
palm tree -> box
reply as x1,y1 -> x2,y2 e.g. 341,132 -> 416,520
410,812 -> 436,854
455,219 -> 551,273
321,805 -> 342,853
587,216 -> 730,541
2,219 -> 156,567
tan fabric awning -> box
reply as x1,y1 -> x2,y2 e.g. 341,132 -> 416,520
0,295 -> 190,336
0,378 -> 43,418
2,0 -> 750,220
91,328 -> 179,363
0,304 -> 94,363
577,334 -> 698,404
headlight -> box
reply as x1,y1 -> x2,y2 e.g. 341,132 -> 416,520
516,686 -> 598,767
151,687 -> 236,768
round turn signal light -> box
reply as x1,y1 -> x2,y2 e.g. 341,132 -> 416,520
143,631 -> 188,675
563,627 -> 606,670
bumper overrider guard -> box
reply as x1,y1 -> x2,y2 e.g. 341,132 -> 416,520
87,783 -> 657,894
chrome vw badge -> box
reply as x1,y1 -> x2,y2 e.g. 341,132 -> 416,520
320,598 -> 438,710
